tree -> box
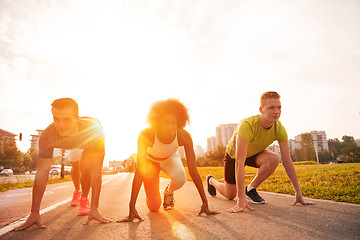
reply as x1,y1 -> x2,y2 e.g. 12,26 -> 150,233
342,135 -> 355,145
22,152 -> 33,171
318,151 -> 332,164
328,135 -> 360,163
300,133 -> 316,162
292,149 -> 304,162
205,145 -> 226,166
0,142 -> 23,169
29,148 -> 38,170
341,143 -> 360,162
328,138 -> 347,160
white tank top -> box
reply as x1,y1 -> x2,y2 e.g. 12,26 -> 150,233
147,132 -> 179,162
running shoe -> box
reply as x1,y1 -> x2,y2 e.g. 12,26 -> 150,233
79,196 -> 90,215
245,186 -> 265,204
163,185 -> 175,209
70,190 -> 81,206
206,175 -> 216,196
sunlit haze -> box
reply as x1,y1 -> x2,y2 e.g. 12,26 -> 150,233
1,0 -> 359,165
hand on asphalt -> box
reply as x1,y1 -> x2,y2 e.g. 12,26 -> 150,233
13,212 -> 45,231
84,209 -> 113,225
117,208 -> 144,222
228,199 -> 254,213
197,203 -> 220,216
291,195 -> 315,206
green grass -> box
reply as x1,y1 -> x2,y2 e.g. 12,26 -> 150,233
0,172 -> 118,192
0,175 -> 73,192
160,162 -> 360,204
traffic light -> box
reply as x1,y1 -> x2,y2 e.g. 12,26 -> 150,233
19,133 -> 22,141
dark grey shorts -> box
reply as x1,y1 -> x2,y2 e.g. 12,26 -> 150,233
224,152 -> 260,185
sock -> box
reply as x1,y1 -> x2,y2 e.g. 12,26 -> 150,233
209,177 -> 213,186
247,185 -> 255,191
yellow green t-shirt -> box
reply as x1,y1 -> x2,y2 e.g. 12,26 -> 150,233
226,115 -> 288,158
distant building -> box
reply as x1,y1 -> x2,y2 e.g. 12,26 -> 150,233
0,128 -> 17,153
288,139 -> 301,154
207,123 -> 238,153
216,124 -> 238,147
268,144 -> 282,162
109,160 -> 123,171
195,145 -> 205,158
310,131 -> 329,152
207,136 -> 217,153
30,130 -> 43,150
355,139 -> 360,147
289,130 -> 329,158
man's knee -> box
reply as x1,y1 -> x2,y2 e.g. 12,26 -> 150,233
268,153 -> 279,168
226,192 -> 237,200
258,151 -> 279,169
225,183 -> 237,200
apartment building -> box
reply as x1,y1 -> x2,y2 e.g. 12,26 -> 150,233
289,130 -> 329,156
207,123 -> 238,153
0,128 -> 17,153
195,145 -> 205,158
310,131 -> 329,152
30,130 -> 43,150
207,136 -> 217,153
216,124 -> 238,147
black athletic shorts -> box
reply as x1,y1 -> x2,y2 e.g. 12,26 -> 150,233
224,152 -> 260,185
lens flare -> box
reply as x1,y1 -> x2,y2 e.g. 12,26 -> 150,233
171,221 -> 195,240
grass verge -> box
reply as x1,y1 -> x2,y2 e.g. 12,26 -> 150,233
160,162 -> 360,204
0,175 -> 73,192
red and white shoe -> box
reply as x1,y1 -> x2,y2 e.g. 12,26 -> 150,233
79,197 -> 90,215
70,190 -> 81,206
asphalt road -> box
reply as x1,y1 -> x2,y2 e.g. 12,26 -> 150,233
1,173 -> 359,240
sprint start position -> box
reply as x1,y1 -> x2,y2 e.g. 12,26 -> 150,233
15,98 -> 112,231
119,99 -> 219,222
207,91 -> 314,213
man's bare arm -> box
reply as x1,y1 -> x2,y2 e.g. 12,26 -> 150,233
228,135 -> 254,213
14,157 -> 52,231
279,141 -> 314,205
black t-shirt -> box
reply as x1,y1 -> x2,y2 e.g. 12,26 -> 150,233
38,117 -> 105,158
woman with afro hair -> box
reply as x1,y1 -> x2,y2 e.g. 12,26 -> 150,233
119,99 -> 219,222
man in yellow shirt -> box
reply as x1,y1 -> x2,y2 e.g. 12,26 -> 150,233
207,91 -> 314,212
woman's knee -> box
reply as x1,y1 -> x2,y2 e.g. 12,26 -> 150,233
146,197 -> 161,212
171,172 -> 186,189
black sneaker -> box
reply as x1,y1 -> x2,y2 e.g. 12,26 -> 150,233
245,186 -> 265,204
206,175 -> 216,196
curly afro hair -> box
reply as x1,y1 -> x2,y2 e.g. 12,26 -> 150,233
147,98 -> 190,129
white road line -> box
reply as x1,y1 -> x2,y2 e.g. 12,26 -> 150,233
0,173 -> 121,236
50,186 -> 69,190
261,190 -> 360,206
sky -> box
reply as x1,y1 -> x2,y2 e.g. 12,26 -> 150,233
1,0 -> 360,164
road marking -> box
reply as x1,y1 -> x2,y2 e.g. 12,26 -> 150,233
0,197 -> 72,236
50,186 -> 69,190
0,173 -> 121,236
261,191 -> 360,206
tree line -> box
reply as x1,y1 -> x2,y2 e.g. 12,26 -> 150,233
196,135 -> 360,167
0,141 -> 38,173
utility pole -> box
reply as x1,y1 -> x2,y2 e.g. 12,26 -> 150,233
61,149 -> 65,179
315,146 -> 319,164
